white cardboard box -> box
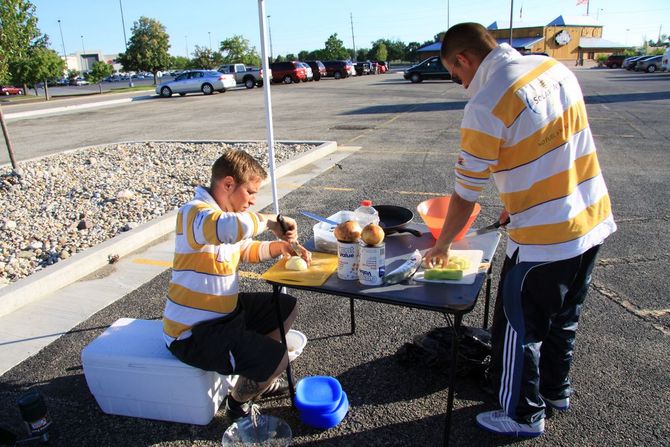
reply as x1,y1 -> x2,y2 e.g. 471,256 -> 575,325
81,318 -> 231,425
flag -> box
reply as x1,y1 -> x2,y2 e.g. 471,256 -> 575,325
576,0 -> 588,5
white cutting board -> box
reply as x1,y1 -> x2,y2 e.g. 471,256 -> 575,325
413,249 -> 484,285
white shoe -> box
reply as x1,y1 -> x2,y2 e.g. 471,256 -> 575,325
476,410 -> 545,437
541,394 -> 570,412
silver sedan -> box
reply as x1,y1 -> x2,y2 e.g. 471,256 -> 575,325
156,70 -> 236,97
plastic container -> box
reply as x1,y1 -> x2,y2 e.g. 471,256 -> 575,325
417,196 -> 481,241
313,210 -> 357,254
355,200 -> 380,227
294,376 -> 343,413
286,329 -> 307,362
299,392 -> 349,430
222,414 -> 292,446
81,318 -> 233,425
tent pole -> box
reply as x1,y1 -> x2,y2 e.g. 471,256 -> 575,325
257,0 -> 280,215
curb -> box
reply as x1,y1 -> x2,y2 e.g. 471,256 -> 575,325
3,97 -> 136,121
0,140 -> 337,318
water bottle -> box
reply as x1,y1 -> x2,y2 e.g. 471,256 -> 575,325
355,200 -> 380,227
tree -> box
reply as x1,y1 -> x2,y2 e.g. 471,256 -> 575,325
87,61 -> 113,94
371,42 -> 388,62
11,46 -> 64,98
0,0 -> 43,84
298,50 -> 310,61
219,35 -> 260,66
356,48 -> 369,61
169,55 -> 190,70
405,42 -> 422,62
117,16 -> 170,85
191,45 -> 223,69
433,31 -> 446,43
285,53 -> 297,61
322,34 -> 350,60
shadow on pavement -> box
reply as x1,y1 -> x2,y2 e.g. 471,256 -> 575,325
341,101 -> 468,115
585,91 -> 670,104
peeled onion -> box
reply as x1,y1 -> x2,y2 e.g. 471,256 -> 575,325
285,256 -> 308,271
334,220 -> 362,242
361,223 -> 385,246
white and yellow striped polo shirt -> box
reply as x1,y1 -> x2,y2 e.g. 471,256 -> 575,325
455,44 -> 616,262
162,186 -> 274,345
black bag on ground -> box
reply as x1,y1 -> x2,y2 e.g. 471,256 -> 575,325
395,326 -> 492,379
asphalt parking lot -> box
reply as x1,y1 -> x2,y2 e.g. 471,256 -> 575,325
0,67 -> 669,446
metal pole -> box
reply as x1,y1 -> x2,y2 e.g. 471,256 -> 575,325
119,0 -> 133,87
57,20 -> 67,59
208,31 -> 212,51
350,13 -> 356,61
81,35 -> 85,52
185,35 -> 189,58
447,0 -> 450,30
509,0 -> 514,46
0,105 -> 18,171
258,0 -> 279,214
267,15 -> 273,62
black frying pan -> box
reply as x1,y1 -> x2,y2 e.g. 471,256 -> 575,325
374,205 -> 422,237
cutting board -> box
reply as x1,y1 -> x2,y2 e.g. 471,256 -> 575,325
261,253 -> 338,287
413,249 -> 484,285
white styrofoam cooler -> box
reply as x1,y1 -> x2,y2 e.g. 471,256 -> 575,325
81,318 -> 234,425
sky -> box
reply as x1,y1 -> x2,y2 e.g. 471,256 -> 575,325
30,0 -> 670,58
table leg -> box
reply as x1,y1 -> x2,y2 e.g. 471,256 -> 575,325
273,284 -> 296,405
349,297 -> 356,335
443,313 -> 462,447
483,263 -> 493,329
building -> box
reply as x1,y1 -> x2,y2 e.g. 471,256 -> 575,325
418,15 -> 628,63
62,50 -> 123,74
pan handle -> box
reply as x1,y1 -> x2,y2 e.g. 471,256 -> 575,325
385,227 -> 423,237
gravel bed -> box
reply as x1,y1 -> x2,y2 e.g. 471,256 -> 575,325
0,141 -> 316,286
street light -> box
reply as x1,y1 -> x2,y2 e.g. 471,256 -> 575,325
267,15 -> 273,62
57,20 -> 67,60
185,35 -> 189,58
118,0 -> 133,87
208,31 -> 212,51
81,35 -> 85,53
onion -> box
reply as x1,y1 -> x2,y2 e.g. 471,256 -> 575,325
285,256 -> 308,271
334,220 -> 362,242
361,223 -> 385,246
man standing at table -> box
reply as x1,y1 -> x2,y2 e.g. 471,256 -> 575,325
423,23 -> 616,437
162,149 -> 310,420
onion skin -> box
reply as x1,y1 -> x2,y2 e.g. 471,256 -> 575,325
334,220 -> 362,242
361,223 -> 385,246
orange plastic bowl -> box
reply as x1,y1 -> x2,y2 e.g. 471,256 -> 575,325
417,196 -> 481,241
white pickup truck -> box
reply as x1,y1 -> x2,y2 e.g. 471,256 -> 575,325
217,64 -> 263,89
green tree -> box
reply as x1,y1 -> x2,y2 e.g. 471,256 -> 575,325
322,34 -> 349,60
285,53 -> 297,61
405,42 -> 422,62
66,68 -> 80,81
0,0 -> 44,84
371,42 -> 388,62
219,35 -> 260,66
433,31 -> 446,43
356,48 -> 369,61
190,45 -> 223,69
11,46 -> 64,98
117,16 -> 171,85
87,61 -> 113,94
169,55 -> 190,70
298,50 -> 310,61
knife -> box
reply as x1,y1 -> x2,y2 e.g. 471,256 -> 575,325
300,211 -> 339,226
466,217 -> 510,238
277,214 -> 303,254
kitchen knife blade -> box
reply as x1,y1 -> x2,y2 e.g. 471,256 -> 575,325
466,217 -> 510,238
300,211 -> 338,226
277,214 -> 302,253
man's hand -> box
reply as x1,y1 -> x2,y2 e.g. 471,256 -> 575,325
268,214 -> 298,242
422,245 -> 450,269
276,241 -> 313,266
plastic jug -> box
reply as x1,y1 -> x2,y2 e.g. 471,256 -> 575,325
355,200 -> 380,226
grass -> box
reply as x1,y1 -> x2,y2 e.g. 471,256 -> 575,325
108,85 -> 155,93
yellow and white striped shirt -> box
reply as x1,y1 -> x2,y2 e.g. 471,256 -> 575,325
455,44 -> 616,262
162,187 -> 273,344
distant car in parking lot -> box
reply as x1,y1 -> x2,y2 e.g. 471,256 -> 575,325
269,61 -> 308,84
155,70 -> 235,97
70,77 -> 89,86
626,55 -> 652,71
1,85 -> 22,95
635,55 -> 662,72
605,54 -> 626,68
403,56 -> 451,83
322,60 -> 352,79
305,60 -> 327,81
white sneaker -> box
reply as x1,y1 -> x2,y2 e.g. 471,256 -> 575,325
476,410 -> 545,437
541,394 -> 570,412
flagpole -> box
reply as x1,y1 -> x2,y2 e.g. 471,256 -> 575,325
587,0 -> 590,15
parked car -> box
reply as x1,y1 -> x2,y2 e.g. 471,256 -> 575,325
269,61 -> 307,84
605,54 -> 626,68
0,85 -> 22,95
305,60 -> 327,81
322,60 -> 352,79
662,48 -> 670,72
403,56 -> 451,83
626,55 -> 651,71
635,55 -> 662,73
218,63 -> 263,88
155,70 -> 235,97
355,62 -> 371,76
297,62 -> 313,81
376,61 -> 388,73
70,77 -> 89,86
622,56 -> 643,69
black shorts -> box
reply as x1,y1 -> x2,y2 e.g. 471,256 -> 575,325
168,292 -> 296,383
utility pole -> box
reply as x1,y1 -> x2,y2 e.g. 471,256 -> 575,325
447,0 -> 450,30
119,0 -> 133,87
267,15 -> 273,62
81,35 -> 85,52
0,105 -> 18,171
57,20 -> 67,59
350,13 -> 356,61
208,31 -> 212,51
185,35 -> 189,58
658,24 -> 663,45
509,0 -> 514,45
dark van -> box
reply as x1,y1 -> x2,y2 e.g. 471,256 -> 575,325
403,57 -> 451,83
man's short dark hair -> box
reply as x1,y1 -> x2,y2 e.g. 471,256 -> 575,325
211,149 -> 267,187
440,22 -> 498,63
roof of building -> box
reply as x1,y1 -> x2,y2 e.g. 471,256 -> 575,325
495,37 -> 544,49
578,37 -> 629,49
418,42 -> 441,52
